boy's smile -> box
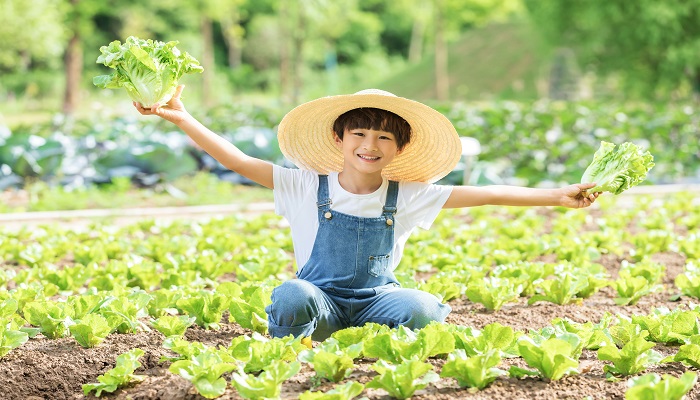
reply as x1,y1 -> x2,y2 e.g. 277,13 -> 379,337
334,128 -> 401,191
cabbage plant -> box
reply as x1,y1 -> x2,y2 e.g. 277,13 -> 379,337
93,36 -> 203,108
581,141 -> 654,195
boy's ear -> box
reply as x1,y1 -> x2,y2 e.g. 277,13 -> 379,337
333,132 -> 343,148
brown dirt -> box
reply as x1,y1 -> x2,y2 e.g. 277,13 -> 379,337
2,205 -> 700,400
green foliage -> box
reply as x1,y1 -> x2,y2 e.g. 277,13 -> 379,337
169,347 -> 237,399
231,360 -> 301,400
229,333 -> 306,374
228,284 -> 272,334
366,358 -> 439,399
150,315 -> 196,338
449,322 -> 520,358
614,271 -> 662,306
465,277 -> 522,311
581,141 -> 654,195
525,0 -> 700,95
625,372 -> 697,400
298,338 -> 361,383
514,333 -> 581,381
82,348 -> 146,397
0,317 -> 29,357
631,307 -> 700,345
662,334 -> 700,368
93,36 -> 203,108
69,313 -> 112,348
176,291 -> 228,330
597,336 -> 662,376
528,272 -> 587,306
441,349 -> 506,390
363,324 -> 455,363
299,381 -> 365,400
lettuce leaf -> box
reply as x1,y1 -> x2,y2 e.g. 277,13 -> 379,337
581,141 -> 654,195
94,36 -> 203,108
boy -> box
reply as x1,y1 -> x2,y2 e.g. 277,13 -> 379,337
135,87 -> 600,342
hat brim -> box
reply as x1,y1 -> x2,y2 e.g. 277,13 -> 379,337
278,92 -> 461,183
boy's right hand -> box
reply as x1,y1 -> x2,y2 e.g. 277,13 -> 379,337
134,84 -> 188,124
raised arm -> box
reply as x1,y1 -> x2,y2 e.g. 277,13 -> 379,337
134,85 -> 274,189
443,182 -> 600,209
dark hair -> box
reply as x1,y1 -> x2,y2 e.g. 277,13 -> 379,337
332,108 -> 412,150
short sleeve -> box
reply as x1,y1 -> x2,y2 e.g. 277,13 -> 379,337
272,165 -> 318,220
399,182 -> 453,230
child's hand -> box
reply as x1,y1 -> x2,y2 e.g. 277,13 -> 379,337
133,84 -> 188,124
559,182 -> 601,208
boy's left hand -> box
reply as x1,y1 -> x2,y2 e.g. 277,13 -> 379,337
560,183 -> 601,208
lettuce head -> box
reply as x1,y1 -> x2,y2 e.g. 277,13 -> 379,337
581,141 -> 654,195
93,36 -> 203,108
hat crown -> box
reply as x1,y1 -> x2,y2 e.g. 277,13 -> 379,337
353,88 -> 397,97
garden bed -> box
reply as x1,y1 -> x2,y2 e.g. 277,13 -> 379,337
1,192 -> 699,400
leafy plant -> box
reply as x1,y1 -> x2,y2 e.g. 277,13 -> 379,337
597,336 -> 662,376
614,270 -> 662,306
93,36 -> 203,108
440,349 -> 506,390
229,333 -> 306,373
663,333 -> 700,369
150,315 -> 196,338
363,323 -> 454,363
580,141 -> 654,195
465,277 -> 522,311
82,348 -> 146,396
228,284 -> 272,334
298,338 -> 361,383
23,300 -> 70,339
69,313 -> 112,348
528,272 -> 587,305
0,317 -> 29,357
366,358 -> 439,399
512,333 -> 581,381
631,307 -> 699,345
231,360 -> 301,400
176,291 -> 228,330
169,347 -> 237,399
299,381 -> 365,400
449,322 -> 520,358
625,372 -> 697,400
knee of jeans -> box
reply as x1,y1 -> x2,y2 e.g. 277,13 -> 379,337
267,280 -> 319,320
401,296 -> 451,330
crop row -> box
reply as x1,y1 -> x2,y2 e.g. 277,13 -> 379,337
1,192 -> 700,398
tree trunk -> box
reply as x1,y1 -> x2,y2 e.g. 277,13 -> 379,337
62,32 -> 82,115
434,0 -> 449,101
278,1 -> 291,104
291,5 -> 306,103
201,16 -> 215,107
408,19 -> 425,63
221,12 -> 242,69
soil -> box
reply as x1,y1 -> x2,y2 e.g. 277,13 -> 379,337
1,205 -> 700,400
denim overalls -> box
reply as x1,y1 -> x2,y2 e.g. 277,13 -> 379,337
266,175 -> 451,341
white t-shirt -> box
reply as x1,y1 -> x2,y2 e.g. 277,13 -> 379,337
273,165 -> 453,270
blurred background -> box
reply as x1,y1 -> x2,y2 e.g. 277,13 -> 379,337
1,0 -> 699,212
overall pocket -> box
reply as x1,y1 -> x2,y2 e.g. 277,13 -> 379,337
368,254 -> 391,277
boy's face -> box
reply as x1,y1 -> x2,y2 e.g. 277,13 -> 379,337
334,128 -> 402,176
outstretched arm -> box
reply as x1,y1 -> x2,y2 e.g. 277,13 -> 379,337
443,182 -> 600,209
134,85 -> 274,189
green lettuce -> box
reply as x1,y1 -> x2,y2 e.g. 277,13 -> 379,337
94,36 -> 203,108
581,141 -> 654,195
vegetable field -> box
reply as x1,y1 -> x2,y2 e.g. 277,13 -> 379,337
1,190 -> 700,400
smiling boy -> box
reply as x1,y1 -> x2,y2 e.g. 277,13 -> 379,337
135,87 -> 599,343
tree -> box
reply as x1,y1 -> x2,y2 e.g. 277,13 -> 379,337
525,0 -> 700,96
0,0 -> 66,72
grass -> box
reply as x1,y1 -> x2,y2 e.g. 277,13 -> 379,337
0,173 -> 273,213
376,22 -> 552,101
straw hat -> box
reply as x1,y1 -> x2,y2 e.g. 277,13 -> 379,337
277,89 -> 462,183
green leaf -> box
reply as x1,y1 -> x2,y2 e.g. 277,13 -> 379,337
366,359 -> 439,399
581,141 -> 654,195
69,313 -> 112,348
82,348 -> 146,396
441,349 -> 505,389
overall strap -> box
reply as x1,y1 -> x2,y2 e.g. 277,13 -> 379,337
382,181 -> 399,217
316,175 -> 332,209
